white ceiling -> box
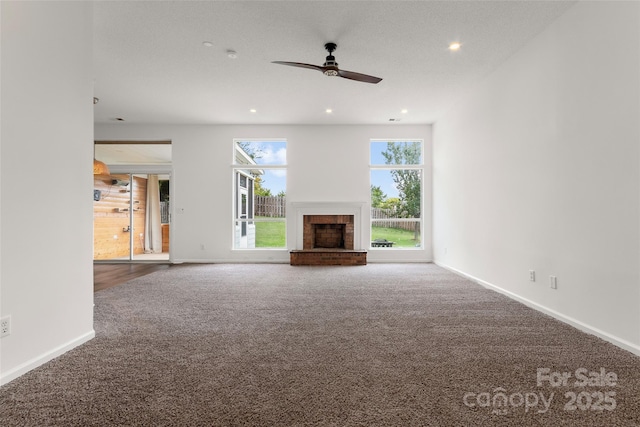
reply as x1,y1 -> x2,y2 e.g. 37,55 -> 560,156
93,0 -> 576,127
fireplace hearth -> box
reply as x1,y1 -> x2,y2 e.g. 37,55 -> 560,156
291,213 -> 366,266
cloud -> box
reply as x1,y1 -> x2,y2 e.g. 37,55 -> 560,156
260,144 -> 286,165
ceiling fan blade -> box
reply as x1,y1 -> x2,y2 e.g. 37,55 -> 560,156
272,61 -> 324,72
337,69 -> 382,84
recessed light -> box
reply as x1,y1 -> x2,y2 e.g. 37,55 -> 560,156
449,42 -> 462,51
226,49 -> 238,59
401,109 -> 408,114
249,109 -> 257,113
202,41 -> 214,47
325,108 -> 333,114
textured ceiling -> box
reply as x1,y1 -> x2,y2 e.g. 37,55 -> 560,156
93,0 -> 576,126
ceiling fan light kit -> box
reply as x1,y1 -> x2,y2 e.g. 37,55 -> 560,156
272,42 -> 382,84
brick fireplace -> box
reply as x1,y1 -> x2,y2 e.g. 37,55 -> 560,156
290,203 -> 367,266
303,215 -> 354,250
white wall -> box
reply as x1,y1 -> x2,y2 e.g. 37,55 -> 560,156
0,2 -> 95,384
433,1 -> 640,352
94,124 -> 432,263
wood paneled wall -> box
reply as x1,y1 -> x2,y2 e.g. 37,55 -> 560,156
162,224 -> 170,253
93,174 -> 147,260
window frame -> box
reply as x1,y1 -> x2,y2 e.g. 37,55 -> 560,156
232,139 -> 287,250
369,139 -> 424,250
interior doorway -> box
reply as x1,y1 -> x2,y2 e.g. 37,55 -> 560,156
93,173 -> 170,261
93,141 -> 171,263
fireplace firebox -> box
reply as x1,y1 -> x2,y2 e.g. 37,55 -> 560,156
303,214 -> 354,250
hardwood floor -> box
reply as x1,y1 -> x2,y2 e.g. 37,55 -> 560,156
94,263 -> 170,292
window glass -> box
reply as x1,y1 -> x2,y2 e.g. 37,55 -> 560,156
233,140 -> 286,249
370,140 -> 423,249
370,140 -> 422,165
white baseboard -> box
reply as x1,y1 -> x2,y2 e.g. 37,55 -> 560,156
434,261 -> 640,358
171,259 -> 289,264
173,259 -> 434,265
1,330 -> 95,386
367,258 -> 433,263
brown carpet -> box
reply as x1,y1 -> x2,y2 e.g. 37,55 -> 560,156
1,263 -> 639,426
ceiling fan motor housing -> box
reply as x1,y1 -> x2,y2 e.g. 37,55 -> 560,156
323,43 -> 339,76
323,55 -> 339,76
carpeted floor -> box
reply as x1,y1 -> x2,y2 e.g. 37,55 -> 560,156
1,263 -> 639,426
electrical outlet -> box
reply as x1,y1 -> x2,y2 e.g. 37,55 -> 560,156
529,270 -> 536,282
1,316 -> 11,338
550,276 -> 558,289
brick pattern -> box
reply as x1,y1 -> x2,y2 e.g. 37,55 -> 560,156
294,215 -> 364,266
313,224 -> 345,248
290,250 -> 367,266
303,215 -> 354,250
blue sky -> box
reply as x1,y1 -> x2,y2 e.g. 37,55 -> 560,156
371,169 -> 399,199
370,141 -> 423,199
260,169 -> 286,196
238,141 -> 287,195
238,140 -> 420,199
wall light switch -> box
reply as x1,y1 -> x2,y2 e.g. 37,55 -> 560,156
550,276 -> 558,289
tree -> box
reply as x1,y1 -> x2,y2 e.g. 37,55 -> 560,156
371,185 -> 387,208
159,180 -> 170,201
381,141 -> 421,240
253,175 -> 272,197
381,141 -> 421,219
380,197 -> 401,213
237,141 -> 263,161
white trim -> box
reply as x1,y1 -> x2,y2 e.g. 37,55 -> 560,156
369,139 -> 425,250
0,330 -> 95,386
434,261 -> 640,357
367,258 -> 433,264
290,202 -> 366,250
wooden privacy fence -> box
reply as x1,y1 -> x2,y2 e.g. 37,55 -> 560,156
255,195 -> 286,218
371,207 -> 420,232
252,199 -> 418,231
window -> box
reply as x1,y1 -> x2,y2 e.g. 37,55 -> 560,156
370,140 -> 423,249
233,140 -> 287,249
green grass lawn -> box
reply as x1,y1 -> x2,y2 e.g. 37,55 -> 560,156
371,226 -> 420,248
254,220 -> 419,248
255,220 -> 286,247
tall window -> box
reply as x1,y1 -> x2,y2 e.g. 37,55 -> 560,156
233,140 -> 287,249
370,140 -> 423,249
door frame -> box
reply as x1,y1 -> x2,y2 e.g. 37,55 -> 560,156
94,164 -> 173,263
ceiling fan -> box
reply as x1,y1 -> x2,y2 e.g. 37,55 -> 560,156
272,43 -> 382,84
